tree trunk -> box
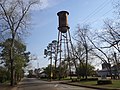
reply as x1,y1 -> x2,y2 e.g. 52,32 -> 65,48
10,48 -> 14,86
85,45 -> 88,80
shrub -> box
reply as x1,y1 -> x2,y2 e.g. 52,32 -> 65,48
80,78 -> 98,81
97,79 -> 112,85
71,78 -> 78,82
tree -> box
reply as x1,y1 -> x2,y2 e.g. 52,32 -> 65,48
51,40 -> 58,79
74,24 -> 92,79
95,20 -> 120,79
0,0 -> 40,86
77,63 -> 95,78
34,68 -> 41,78
44,40 -> 58,79
42,64 -> 53,79
28,69 -> 34,78
0,38 -> 30,84
0,66 -> 7,83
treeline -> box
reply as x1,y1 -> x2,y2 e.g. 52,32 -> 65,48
0,0 -> 40,86
0,39 -> 30,83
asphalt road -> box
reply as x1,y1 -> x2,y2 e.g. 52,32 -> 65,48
17,78 -> 98,90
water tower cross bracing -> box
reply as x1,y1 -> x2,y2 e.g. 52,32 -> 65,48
57,11 -> 74,79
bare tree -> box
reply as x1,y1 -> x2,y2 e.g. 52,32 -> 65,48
87,36 -> 113,78
95,19 -> 120,79
74,24 -> 92,79
86,18 -> 120,79
0,0 -> 40,86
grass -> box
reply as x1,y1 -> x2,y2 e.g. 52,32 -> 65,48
40,77 -> 120,89
105,80 -> 120,88
79,81 -> 96,85
78,80 -> 120,89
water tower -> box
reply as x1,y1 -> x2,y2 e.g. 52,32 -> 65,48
57,11 -> 74,79
57,11 -> 70,33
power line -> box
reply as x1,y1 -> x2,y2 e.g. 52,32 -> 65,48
81,0 -> 112,24
88,8 -> 113,25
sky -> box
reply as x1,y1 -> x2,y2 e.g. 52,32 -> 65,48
26,0 -> 118,70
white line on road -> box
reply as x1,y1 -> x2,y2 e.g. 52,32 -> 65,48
54,84 -> 58,87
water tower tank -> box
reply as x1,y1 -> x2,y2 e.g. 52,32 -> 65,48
57,11 -> 70,33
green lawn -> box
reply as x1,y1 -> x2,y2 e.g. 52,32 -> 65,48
79,81 -> 96,85
106,80 -> 120,88
79,80 -> 120,88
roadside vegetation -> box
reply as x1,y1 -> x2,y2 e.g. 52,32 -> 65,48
0,0 -> 40,86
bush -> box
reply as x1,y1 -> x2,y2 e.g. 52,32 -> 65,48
97,80 -> 112,85
71,78 -> 78,82
80,78 -> 98,81
0,77 -> 6,83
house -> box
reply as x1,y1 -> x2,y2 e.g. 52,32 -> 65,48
97,63 -> 120,79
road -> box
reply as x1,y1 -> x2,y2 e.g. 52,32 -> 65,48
17,78 -> 98,90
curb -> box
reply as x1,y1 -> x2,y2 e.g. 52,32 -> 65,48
60,82 -> 120,90
39,79 -> 120,90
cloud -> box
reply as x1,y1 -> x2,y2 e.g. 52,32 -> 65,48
40,0 -> 49,9
47,0 -> 66,8
30,0 -> 48,10
31,0 -> 66,10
